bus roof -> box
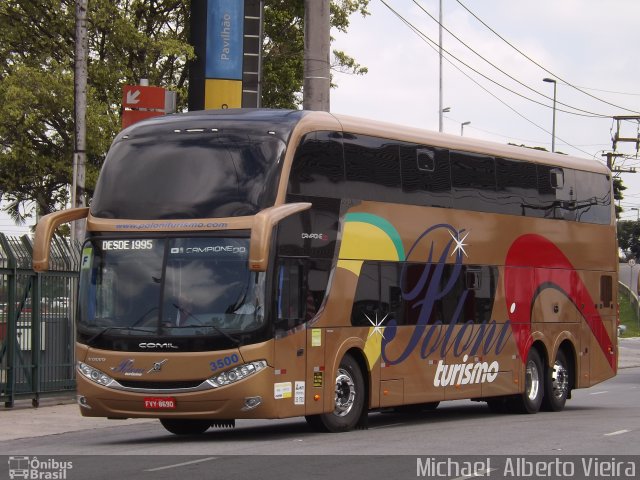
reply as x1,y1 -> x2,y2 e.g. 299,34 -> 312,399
119,108 -> 609,176
329,112 -> 610,175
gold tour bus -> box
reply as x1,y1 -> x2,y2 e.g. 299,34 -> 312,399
33,109 -> 617,435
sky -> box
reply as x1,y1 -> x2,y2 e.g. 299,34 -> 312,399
3,0 -> 640,236
330,0 -> 640,220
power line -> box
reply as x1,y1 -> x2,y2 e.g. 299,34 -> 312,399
381,1 -> 606,119
378,0 -> 597,157
558,82 -> 640,97
445,114 -> 607,147
454,0 -> 640,115
411,0 -> 612,119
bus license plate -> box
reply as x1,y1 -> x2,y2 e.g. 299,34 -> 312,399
144,397 -> 176,409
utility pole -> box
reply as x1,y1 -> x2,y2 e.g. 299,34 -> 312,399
612,116 -> 640,153
543,78 -> 557,152
603,152 -> 636,174
72,0 -> 88,244
303,0 -> 330,111
605,117 -> 640,176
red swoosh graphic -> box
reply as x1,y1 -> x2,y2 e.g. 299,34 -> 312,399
505,234 -> 615,371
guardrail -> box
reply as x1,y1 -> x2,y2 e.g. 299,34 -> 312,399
618,280 -> 639,335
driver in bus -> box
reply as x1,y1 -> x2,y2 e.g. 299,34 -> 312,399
169,293 -> 194,327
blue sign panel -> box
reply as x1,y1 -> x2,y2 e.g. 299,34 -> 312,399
206,0 -> 244,80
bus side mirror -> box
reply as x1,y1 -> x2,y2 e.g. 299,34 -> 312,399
33,208 -> 90,272
249,202 -> 311,271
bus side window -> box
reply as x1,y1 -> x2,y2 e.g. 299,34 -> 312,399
400,144 -> 451,209
550,168 -> 564,189
288,131 -> 345,198
600,275 -> 613,308
305,259 -> 331,320
343,134 -> 403,204
495,157 -> 538,216
276,261 -> 303,328
554,168 -> 576,221
450,150 -> 497,212
538,165 -> 576,220
351,262 -> 380,327
574,171 -> 612,224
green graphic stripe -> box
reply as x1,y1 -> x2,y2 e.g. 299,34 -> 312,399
344,212 -> 405,261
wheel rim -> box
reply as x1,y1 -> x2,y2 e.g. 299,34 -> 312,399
525,359 -> 540,401
551,360 -> 569,400
334,368 -> 356,417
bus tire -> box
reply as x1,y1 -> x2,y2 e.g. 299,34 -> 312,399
542,349 -> 570,412
160,418 -> 211,435
305,354 -> 365,432
509,348 -> 544,414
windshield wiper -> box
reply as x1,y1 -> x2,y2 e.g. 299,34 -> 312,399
172,303 -> 241,346
85,326 -> 156,345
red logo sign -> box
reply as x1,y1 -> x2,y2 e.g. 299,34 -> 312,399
121,110 -> 164,130
121,84 -> 167,129
122,85 -> 166,110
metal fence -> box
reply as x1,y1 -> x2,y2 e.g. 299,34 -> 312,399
0,233 -> 80,407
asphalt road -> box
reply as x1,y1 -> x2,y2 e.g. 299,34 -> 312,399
1,367 -> 639,480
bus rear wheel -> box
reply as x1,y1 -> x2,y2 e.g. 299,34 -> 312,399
305,354 -> 365,432
542,350 -> 570,412
509,348 -> 544,414
160,418 -> 212,435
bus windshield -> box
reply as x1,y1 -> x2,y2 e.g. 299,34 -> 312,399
90,130 -> 286,219
77,237 -> 266,348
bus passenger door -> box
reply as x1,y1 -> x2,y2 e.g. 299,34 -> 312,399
273,259 -> 308,417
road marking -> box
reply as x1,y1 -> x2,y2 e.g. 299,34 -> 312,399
145,457 -> 218,471
370,422 -> 406,429
604,430 -> 630,436
589,391 -> 608,395
452,468 -> 497,480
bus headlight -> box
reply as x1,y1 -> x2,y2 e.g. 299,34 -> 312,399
77,361 -> 115,387
206,360 -> 268,388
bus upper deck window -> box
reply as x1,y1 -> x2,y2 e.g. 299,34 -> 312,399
416,149 -> 435,172
550,168 -> 564,189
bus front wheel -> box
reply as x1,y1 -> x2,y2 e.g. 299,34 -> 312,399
305,354 -> 365,432
160,418 -> 212,435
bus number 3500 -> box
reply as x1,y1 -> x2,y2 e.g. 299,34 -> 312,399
210,354 -> 239,372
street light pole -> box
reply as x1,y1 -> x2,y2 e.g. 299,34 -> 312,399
461,121 -> 470,136
438,0 -> 444,132
440,106 -> 450,133
543,78 -> 557,153
72,0 -> 88,244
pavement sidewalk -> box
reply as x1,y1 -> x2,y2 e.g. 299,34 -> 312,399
0,398 -> 153,442
1,338 -> 639,443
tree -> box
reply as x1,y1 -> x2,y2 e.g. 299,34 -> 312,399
613,177 -> 626,219
262,0 -> 369,108
617,220 -> 640,260
0,0 -> 367,224
0,0 -> 193,224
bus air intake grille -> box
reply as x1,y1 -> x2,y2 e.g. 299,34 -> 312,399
117,380 -> 205,389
